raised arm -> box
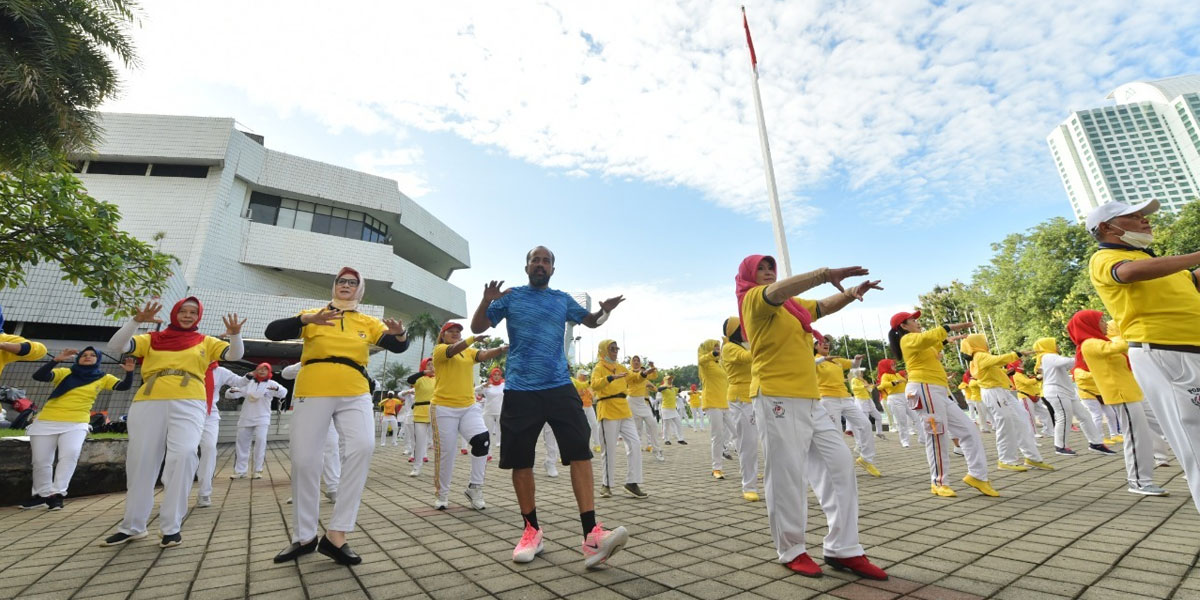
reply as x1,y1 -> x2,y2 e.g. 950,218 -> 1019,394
581,295 -> 625,328
1113,251 -> 1200,283
471,281 -> 508,334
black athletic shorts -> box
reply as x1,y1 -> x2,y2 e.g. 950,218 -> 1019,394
499,383 -> 593,469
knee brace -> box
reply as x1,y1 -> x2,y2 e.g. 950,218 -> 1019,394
469,431 -> 490,457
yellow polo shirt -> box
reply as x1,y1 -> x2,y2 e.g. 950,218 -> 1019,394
878,373 -> 907,396
850,378 -> 871,400
900,327 -> 950,386
1080,339 -> 1142,404
592,360 -> 631,421
816,357 -> 853,398
698,351 -> 729,409
1090,246 -> 1200,345
0,334 -> 47,380
971,351 -> 1019,390
1073,368 -> 1100,399
131,334 -> 229,401
626,369 -> 657,397
432,344 -> 479,408
660,386 -> 678,410
721,343 -> 753,403
1012,372 -> 1041,399
38,369 -> 120,423
380,398 -> 402,416
411,376 -> 434,423
740,286 -> 821,399
294,309 -> 388,398
688,391 -> 701,408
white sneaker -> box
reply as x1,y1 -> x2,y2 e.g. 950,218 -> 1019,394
434,497 -> 449,510
952,447 -> 965,456
1129,484 -> 1169,496
230,473 -> 247,480
252,471 -> 263,480
464,485 -> 486,510
285,497 -> 293,504
409,468 -> 420,477
512,525 -> 544,563
582,524 -> 629,569
197,495 -> 211,507
654,451 -> 665,462
324,490 -> 337,504
546,462 -> 559,478
1155,459 -> 1171,468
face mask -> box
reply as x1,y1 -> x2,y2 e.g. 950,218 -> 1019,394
1111,225 -> 1154,249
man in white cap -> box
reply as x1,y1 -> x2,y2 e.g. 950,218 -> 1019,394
1086,199 -> 1200,513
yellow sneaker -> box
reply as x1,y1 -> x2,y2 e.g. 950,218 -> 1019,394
1103,437 -> 1117,445
593,445 -> 602,453
856,457 -> 882,477
644,445 -> 652,452
712,470 -> 725,480
743,491 -> 761,502
997,461 -> 1029,472
1112,434 -> 1125,443
930,484 -> 957,497
1024,458 -> 1055,471
963,475 -> 1000,497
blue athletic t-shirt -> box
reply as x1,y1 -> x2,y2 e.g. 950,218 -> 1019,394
487,286 -> 589,391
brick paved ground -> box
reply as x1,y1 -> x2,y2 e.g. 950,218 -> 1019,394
2,424 -> 1199,599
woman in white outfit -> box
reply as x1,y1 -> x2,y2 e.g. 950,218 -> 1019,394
195,363 -> 240,507
477,367 -> 505,458
876,359 -> 917,447
1033,337 -> 1113,456
266,267 -> 409,566
849,369 -> 885,437
22,347 -> 134,511
231,363 -> 287,479
280,363 -> 341,504
102,298 -> 245,548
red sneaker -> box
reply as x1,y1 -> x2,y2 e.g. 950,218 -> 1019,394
844,430 -> 853,437
460,448 -> 468,455
408,457 -> 414,463
423,457 -> 429,462
487,455 -> 494,462
785,553 -> 823,577
825,555 -> 887,580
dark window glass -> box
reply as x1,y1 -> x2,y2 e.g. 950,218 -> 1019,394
150,164 -> 209,178
248,192 -> 280,225
359,223 -> 373,241
87,161 -> 149,175
329,217 -> 349,238
311,213 -> 331,234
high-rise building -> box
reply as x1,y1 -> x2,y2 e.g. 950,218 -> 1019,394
1047,74 -> 1200,222
0,112 -> 469,416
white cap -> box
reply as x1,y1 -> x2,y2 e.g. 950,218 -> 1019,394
1084,199 -> 1160,233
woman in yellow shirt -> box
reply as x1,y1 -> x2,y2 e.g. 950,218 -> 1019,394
721,317 -> 758,500
1008,360 -> 1053,440
849,368 -> 885,438
736,254 -> 887,580
1068,310 -> 1167,496
876,359 -> 916,447
591,339 -> 647,499
102,297 -> 245,549
890,311 -> 995,498
657,375 -> 686,446
698,339 -> 730,479
405,358 -> 436,474
814,338 -> 878,476
960,334 -> 1051,472
265,267 -> 408,565
625,356 -> 662,461
574,370 -> 601,452
431,321 -> 507,510
21,347 -> 133,510
0,306 -> 47,382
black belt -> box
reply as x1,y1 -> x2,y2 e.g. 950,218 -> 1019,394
303,357 -> 374,392
1127,342 -> 1200,354
597,393 -> 626,402
412,401 -> 431,406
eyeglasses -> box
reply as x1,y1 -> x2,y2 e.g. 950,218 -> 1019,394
336,278 -> 360,287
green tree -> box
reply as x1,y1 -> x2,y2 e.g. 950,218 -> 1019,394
0,168 -> 176,317
1,0 -> 141,169
1151,200 -> 1200,257
660,364 -> 698,389
406,312 -> 439,359
374,362 -> 413,393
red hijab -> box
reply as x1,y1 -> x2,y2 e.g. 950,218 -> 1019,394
253,362 -> 273,382
420,357 -> 434,376
149,297 -> 206,351
488,367 -> 504,385
1067,310 -> 1117,372
876,358 -> 896,385
735,255 -> 814,338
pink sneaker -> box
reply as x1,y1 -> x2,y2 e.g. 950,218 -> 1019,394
582,523 -> 629,569
512,525 -> 544,563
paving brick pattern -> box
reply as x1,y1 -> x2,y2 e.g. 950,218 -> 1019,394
2,425 -> 1198,599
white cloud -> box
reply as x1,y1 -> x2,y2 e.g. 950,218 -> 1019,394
104,1 -> 1200,226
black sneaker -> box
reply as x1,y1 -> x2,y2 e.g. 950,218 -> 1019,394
159,533 -> 182,548
47,494 -> 64,510
1055,447 -> 1077,456
623,483 -> 649,499
665,441 -> 672,445
101,531 -> 148,546
19,495 -> 48,510
722,451 -> 733,460
1089,443 -> 1117,455
677,440 -> 688,445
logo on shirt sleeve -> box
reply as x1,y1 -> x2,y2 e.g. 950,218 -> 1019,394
1189,387 -> 1200,409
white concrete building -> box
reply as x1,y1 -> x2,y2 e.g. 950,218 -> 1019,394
1047,74 -> 1200,222
0,112 -> 469,419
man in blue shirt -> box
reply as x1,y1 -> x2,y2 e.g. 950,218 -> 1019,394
471,246 -> 629,569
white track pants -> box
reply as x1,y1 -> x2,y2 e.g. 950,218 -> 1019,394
234,424 -> 268,474
1043,389 -> 1103,449
820,397 -> 876,462
906,383 -> 989,485
323,423 -> 341,493
707,408 -> 728,471
1081,398 -> 1120,438
662,414 -> 684,442
982,388 -> 1042,464
886,394 -> 919,447
411,422 -> 431,470
289,394 -> 374,543
858,399 -> 883,434
30,429 -> 88,497
484,412 -> 502,451
432,404 -> 487,502
967,401 -> 990,432
629,396 -> 662,452
729,401 -> 759,493
542,424 -> 560,466
1028,399 -> 1052,436
755,394 -> 864,562
1130,347 -> 1200,513
598,418 -> 642,487
1115,401 -> 1157,489
119,399 -> 205,537
584,406 -> 600,448
196,413 -> 220,497
380,416 -> 399,446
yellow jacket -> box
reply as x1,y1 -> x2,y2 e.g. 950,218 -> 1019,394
698,340 -> 728,409
721,342 -> 752,403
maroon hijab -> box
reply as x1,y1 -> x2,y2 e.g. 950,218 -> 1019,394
735,255 -> 814,338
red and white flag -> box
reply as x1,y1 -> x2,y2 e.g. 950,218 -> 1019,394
742,6 -> 758,71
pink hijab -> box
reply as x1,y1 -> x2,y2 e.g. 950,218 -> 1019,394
735,255 -> 814,337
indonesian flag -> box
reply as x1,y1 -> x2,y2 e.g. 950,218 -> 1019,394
742,6 -> 758,71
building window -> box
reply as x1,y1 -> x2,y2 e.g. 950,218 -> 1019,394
150,164 -> 209,178
248,192 -> 280,225
87,161 -> 149,175
247,191 -> 390,243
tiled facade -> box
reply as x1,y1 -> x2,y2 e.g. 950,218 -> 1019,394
0,112 -> 469,416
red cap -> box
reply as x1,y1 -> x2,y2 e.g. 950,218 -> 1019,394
890,310 -> 921,329
438,321 -> 463,342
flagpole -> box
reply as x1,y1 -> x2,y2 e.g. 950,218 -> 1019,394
742,6 -> 792,277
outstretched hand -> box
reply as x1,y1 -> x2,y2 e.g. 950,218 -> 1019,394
54,348 -> 78,362
303,308 -> 342,327
383,318 -> 406,336
121,357 -> 136,372
482,281 -> 511,303
133,301 -> 163,324
845,279 -> 883,301
826,266 -> 870,292
599,295 -> 625,313
223,313 -> 247,336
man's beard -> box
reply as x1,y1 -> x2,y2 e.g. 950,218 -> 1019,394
529,270 -> 551,287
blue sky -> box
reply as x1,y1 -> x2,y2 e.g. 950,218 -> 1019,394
101,1 -> 1200,367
